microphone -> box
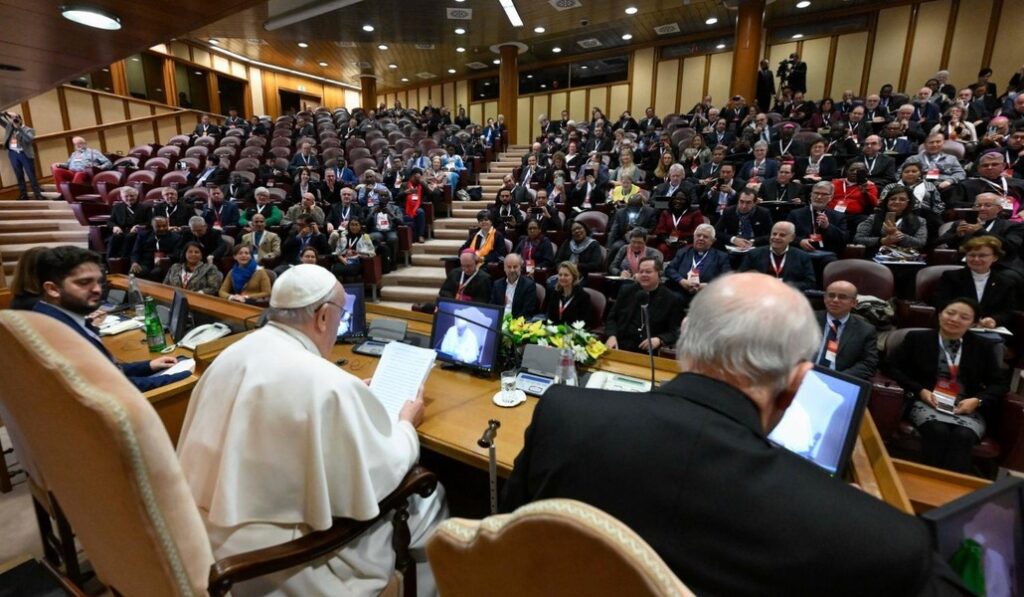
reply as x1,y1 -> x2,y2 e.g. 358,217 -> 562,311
637,289 -> 656,389
478,419 -> 501,514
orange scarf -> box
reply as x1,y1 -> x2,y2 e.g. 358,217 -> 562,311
473,227 -> 497,258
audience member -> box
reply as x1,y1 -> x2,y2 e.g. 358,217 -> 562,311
164,241 -> 223,294
788,181 -> 849,257
439,250 -> 493,304
515,220 -> 557,272
492,253 -> 538,319
278,215 -> 330,273
288,167 -> 322,206
758,162 -> 804,204
854,185 -> 928,254
107,187 -> 153,260
219,243 -> 271,303
816,281 -> 879,380
665,224 -> 730,307
329,218 -> 375,282
130,216 -> 179,279
155,187 -> 192,230
545,261 -> 592,325
460,210 -> 507,266
553,221 -> 604,281
608,228 -> 662,278
739,221 -> 816,290
241,214 -> 281,265
605,258 -> 683,353
653,192 -> 703,259
51,136 -> 111,186
903,133 -> 967,192
795,138 -> 839,185
202,186 -> 241,230
715,187 -> 773,251
932,236 -> 1019,329
1,110 -> 43,199
240,187 -> 284,229
283,192 -> 326,228
9,246 -> 47,310
178,216 -> 227,262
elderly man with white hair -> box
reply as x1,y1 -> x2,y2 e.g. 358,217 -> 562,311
106,186 -> 153,259
739,220 -> 817,291
178,264 -> 446,596
502,272 -> 971,596
664,223 -> 731,306
51,135 -> 111,186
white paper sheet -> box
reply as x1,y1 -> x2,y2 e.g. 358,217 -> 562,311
369,342 -> 436,420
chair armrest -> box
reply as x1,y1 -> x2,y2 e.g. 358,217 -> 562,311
895,301 -> 937,329
926,248 -> 958,266
397,225 -> 413,252
841,244 -> 865,260
361,254 -> 383,285
868,373 -> 906,441
996,394 -> 1024,471
208,466 -> 438,597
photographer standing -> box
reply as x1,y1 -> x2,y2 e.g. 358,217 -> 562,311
1,111 -> 43,200
777,53 -> 807,95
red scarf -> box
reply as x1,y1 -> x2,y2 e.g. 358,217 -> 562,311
404,182 -> 423,218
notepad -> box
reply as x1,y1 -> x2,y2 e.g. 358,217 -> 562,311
369,341 -> 437,420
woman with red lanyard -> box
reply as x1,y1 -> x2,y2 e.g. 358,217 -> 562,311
883,297 -> 1007,474
829,162 -> 878,227
545,261 -> 592,326
163,241 -> 223,295
400,167 -> 428,243
654,192 -> 703,259
514,219 -> 556,274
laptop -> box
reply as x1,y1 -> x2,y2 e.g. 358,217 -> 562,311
767,365 -> 870,478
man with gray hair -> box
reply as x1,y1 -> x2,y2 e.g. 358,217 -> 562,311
502,272 -> 969,596
739,221 -> 817,290
107,186 -> 152,259
178,264 -> 446,595
665,223 -> 730,307
177,215 -> 226,262
52,135 -> 112,186
787,181 -> 848,256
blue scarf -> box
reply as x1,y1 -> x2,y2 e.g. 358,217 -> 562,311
231,258 -> 258,293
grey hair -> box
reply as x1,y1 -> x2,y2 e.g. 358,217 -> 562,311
668,163 -> 686,176
188,216 -> 206,228
695,223 -> 716,238
267,285 -> 341,327
676,274 -> 821,394
753,140 -> 769,150
812,181 -> 834,195
254,186 -> 269,196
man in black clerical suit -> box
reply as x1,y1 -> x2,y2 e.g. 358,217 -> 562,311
949,151 -> 1024,209
757,162 -> 804,204
715,187 -> 773,251
815,280 -> 878,380
739,221 -> 817,291
503,273 -> 970,597
438,250 -> 493,305
604,257 -> 683,353
857,135 -> 897,188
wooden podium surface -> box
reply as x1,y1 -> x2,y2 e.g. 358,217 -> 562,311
106,275 -> 989,514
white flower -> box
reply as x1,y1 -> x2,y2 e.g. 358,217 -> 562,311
537,338 -> 548,346
571,320 -> 586,330
572,344 -> 588,362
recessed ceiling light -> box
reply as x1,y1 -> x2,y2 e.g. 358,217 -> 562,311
298,42 -> 309,48
195,71 -> 203,75
797,0 -> 811,7
401,77 -> 409,82
540,84 -> 546,89
580,65 -> 589,70
448,68 -> 456,74
362,24 -> 375,32
60,6 -> 121,30
526,74 -> 533,79
318,61 -> 328,67
791,33 -> 804,39
621,33 -> 633,40
101,68 -> 109,72
484,82 -> 490,86
534,26 -> 545,33
552,46 -> 562,53
208,38 -> 220,45
716,43 -> 726,49
705,17 -> 718,25
378,43 -> 389,50
493,59 -> 500,64
455,27 -> 466,35
388,63 -> 398,69
456,47 -> 466,52
624,6 -> 638,15
130,57 -> 140,62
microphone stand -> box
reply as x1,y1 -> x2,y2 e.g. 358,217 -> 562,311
477,420 -> 501,515
638,291 -> 656,389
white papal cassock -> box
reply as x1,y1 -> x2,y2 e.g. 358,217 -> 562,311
177,321 -> 446,596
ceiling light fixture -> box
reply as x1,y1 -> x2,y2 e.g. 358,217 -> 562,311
552,46 -> 561,53
526,74 -> 533,79
797,0 -> 811,7
378,43 -> 388,50
209,38 -> 220,45
540,84 -> 546,89
388,63 -> 398,69
362,24 -> 375,32
297,42 -> 309,48
448,68 -> 457,74
493,58 -> 501,64
534,26 -> 545,33
456,46 -> 466,52
195,71 -> 203,75
621,33 -> 633,40
498,0 -> 524,28
401,77 -> 409,82
455,27 -> 466,35
580,65 -> 589,70
791,33 -> 804,39
319,61 -> 328,67
624,6 -> 638,15
705,17 -> 718,25
716,43 -> 726,49
60,6 -> 122,30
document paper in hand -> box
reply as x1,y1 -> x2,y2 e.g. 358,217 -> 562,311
369,342 -> 437,420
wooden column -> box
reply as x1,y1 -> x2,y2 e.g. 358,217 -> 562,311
729,0 -> 766,102
110,60 -> 129,97
360,75 -> 377,111
162,57 -> 178,108
499,44 -> 519,145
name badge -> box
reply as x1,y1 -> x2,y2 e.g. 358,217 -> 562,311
809,233 -> 822,243
668,234 -> 679,244
525,259 -> 536,274
376,212 -> 390,231
824,339 -> 839,365
933,379 -> 960,414
687,269 -> 700,284
926,168 -> 940,180
833,200 -> 848,213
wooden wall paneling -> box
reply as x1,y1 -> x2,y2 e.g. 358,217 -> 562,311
680,56 -> 705,115
609,84 -> 630,119
128,101 -> 151,120
430,84 -> 442,106
549,92 -> 567,121
0,103 -> 18,188
65,88 -> 98,130
484,100 -> 498,121
516,96 -> 531,144
104,126 -> 132,156
702,55 -> 712,97
207,72 -> 221,115
249,66 -> 265,116
345,89 -> 361,109
769,42 -> 798,70
57,87 -> 72,155
27,89 -> 63,136
35,139 -> 69,178
802,37 -> 831,100
588,87 -> 608,120
420,87 -> 431,109
231,61 -> 248,79
157,116 -> 179,145
905,0 -> 951,91
940,0 -> 960,69
443,82 -> 455,109
262,71 -> 278,120
707,52 -> 733,106
110,61 -> 129,97
192,48 -> 212,68
675,58 -> 685,116
981,0 -> 1004,75
170,42 -> 190,61
212,55 -> 232,75
988,0 -> 1024,90
832,32 -> 869,99
897,3 -> 920,92
469,102 -> 483,126
868,6 -> 912,94
92,94 -> 106,152
860,11 -> 879,97
151,105 -> 161,144
823,35 -> 840,98
654,59 -> 679,118
98,95 -> 124,124
945,0 -> 990,88
631,48 -> 655,116
131,122 -> 153,147
569,90 -> 586,123
456,80 -> 469,112
162,57 -> 178,112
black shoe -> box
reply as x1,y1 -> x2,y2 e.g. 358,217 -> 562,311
16,194 -> 28,200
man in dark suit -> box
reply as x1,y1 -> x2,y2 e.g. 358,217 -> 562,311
439,250 -> 493,304
935,192 -> 1024,274
788,181 -> 849,256
700,162 -> 745,221
491,254 -> 538,319
289,142 -> 321,177
201,186 -> 241,230
503,272 -> 970,597
770,122 -> 807,159
187,163 -> 228,188
639,107 -> 662,133
880,122 -> 916,155
758,162 -> 805,204
815,280 -> 878,380
703,118 -> 736,148
606,193 -> 657,256
107,186 -> 153,260
221,173 -> 254,204
604,257 -> 684,353
191,114 -> 220,139
756,60 -> 776,113
949,151 -> 1024,209
665,223 -> 730,306
739,221 -> 817,291
32,246 -> 191,392
177,216 -> 227,263
130,216 -> 179,280
857,135 -> 897,187
738,142 -> 780,183
154,187 -> 191,231
652,163 -> 689,200
277,215 -> 330,272
582,127 -> 613,155
715,188 -> 773,250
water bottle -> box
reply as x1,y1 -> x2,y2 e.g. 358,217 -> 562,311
128,274 -> 145,320
554,346 -> 577,387
143,297 -> 166,352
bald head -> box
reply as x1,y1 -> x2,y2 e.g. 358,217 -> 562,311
459,250 -> 477,275
824,281 -> 858,318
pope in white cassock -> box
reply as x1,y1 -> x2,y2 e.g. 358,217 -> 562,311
176,264 -> 447,596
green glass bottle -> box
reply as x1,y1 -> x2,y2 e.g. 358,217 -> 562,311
143,296 -> 167,352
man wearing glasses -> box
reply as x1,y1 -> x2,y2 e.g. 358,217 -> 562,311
816,280 -> 878,380
177,264 -> 446,595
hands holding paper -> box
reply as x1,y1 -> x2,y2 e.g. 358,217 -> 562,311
400,387 -> 426,427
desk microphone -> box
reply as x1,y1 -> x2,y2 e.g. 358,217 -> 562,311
478,419 -> 501,514
637,289 -> 656,389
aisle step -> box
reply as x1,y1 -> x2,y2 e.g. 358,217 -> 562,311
380,285 -> 441,303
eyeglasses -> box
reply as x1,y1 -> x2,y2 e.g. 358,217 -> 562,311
323,300 -> 348,321
825,292 -> 855,300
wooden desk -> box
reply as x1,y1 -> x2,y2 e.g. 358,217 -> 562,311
103,277 -> 982,512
